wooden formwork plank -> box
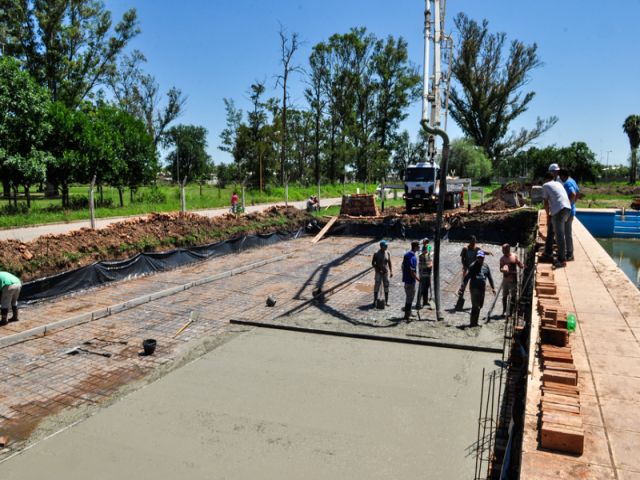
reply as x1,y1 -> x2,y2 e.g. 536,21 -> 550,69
311,216 -> 337,244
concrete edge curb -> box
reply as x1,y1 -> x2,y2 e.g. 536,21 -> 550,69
0,253 -> 293,349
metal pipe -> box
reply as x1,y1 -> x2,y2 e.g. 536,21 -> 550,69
421,0 -> 431,123
420,119 -> 449,321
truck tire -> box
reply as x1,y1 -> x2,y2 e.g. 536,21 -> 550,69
405,201 -> 413,214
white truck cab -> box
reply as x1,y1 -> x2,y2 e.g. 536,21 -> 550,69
404,162 -> 463,212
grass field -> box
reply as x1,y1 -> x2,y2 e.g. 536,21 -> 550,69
0,183 -> 376,229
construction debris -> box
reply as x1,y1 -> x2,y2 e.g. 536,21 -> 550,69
311,216 -> 337,244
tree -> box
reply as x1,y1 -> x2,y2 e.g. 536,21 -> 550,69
44,101 -> 92,207
0,56 -> 51,204
305,43 -> 329,185
449,13 -> 557,163
1,0 -> 139,107
448,138 -> 492,182
517,142 -> 600,183
276,25 -> 302,185
623,115 -> 640,184
165,125 -> 213,184
109,50 -> 186,147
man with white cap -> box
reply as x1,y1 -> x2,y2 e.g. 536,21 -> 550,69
541,163 -> 561,262
458,251 -> 495,327
542,171 -> 571,268
372,240 -> 393,306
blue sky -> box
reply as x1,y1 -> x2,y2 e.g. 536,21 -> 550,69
105,0 -> 640,167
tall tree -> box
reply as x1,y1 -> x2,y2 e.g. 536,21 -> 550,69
164,125 -> 213,184
109,50 -> 185,146
450,13 -> 557,163
276,26 -> 302,185
305,43 -> 329,185
0,56 -> 51,205
623,115 -> 640,185
1,0 -> 139,107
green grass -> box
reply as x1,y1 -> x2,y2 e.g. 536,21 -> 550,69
0,182 -> 377,229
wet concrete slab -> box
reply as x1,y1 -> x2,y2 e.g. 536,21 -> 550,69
0,328 -> 498,480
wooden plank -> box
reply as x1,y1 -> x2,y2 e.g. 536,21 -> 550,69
311,216 -> 337,244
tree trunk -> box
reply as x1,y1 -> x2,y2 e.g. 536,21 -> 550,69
99,185 -> 104,205
25,185 -> 31,209
118,187 -> 124,207
12,186 -> 18,207
280,74 -> 288,186
631,148 -> 638,185
62,183 -> 69,208
3,179 -> 10,199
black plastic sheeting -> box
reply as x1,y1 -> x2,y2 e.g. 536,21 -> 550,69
20,229 -> 304,303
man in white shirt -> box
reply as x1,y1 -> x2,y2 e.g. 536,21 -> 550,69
542,172 -> 571,268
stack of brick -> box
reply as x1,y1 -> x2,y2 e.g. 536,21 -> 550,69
340,194 -> 379,217
535,214 -> 584,455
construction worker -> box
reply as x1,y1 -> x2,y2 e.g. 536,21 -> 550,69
499,244 -> 524,318
541,163 -> 562,263
542,171 -> 571,268
460,235 -> 480,277
0,271 -> 21,326
416,239 -> 433,309
402,240 -> 420,320
558,168 -> 579,261
372,240 -> 393,306
458,251 -> 496,327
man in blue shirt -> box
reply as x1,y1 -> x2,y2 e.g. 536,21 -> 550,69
402,240 -> 420,321
558,169 -> 579,261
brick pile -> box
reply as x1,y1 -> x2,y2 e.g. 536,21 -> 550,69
340,194 -> 379,217
535,218 -> 585,456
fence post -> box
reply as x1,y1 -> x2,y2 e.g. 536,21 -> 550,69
89,175 -> 97,229
284,182 -> 289,208
241,185 -> 246,211
317,180 -> 321,209
468,179 -> 472,210
180,177 -> 188,213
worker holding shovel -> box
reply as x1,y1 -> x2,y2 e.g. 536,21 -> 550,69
458,251 -> 496,328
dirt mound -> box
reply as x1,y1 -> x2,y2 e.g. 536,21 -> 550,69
0,207 -> 310,281
474,182 -> 531,212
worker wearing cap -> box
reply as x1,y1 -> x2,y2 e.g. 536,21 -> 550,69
372,240 -> 393,306
416,239 -> 433,309
499,244 -> 524,317
0,271 -> 21,326
542,163 -> 561,262
458,251 -> 495,327
401,240 -> 420,320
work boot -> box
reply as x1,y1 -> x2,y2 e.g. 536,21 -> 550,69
373,294 -> 377,308
0,308 -> 8,326
385,293 -> 389,306
9,306 -> 18,322
470,309 -> 480,328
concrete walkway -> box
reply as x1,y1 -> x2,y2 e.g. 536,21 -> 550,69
521,218 -> 640,479
0,197 -> 343,242
0,327 -> 496,480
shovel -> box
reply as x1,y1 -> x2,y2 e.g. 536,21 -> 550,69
173,311 -> 200,338
65,346 -> 112,358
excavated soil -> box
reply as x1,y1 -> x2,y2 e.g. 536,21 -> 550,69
0,207 -> 310,281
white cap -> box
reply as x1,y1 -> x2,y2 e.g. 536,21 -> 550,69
548,163 -> 560,172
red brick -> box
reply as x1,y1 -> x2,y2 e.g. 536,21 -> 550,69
540,421 -> 584,455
